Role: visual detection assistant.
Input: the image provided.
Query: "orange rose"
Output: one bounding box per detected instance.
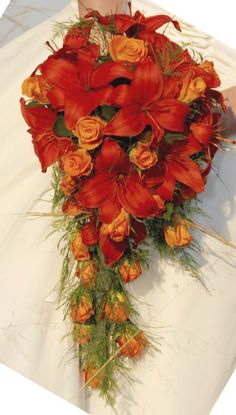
[109,35,148,63]
[71,232,90,261]
[76,260,97,287]
[100,208,130,242]
[62,149,93,178]
[21,75,49,103]
[178,73,206,104]
[70,295,93,323]
[103,292,128,323]
[62,197,84,216]
[164,218,192,248]
[72,323,92,345]
[84,366,105,389]
[129,143,157,170]
[74,116,107,150]
[118,259,142,283]
[60,174,77,195]
[199,60,221,88]
[116,330,147,358]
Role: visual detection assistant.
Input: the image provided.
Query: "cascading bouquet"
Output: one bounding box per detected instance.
[20,2,231,404]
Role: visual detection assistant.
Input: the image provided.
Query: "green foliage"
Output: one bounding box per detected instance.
[53,114,73,137]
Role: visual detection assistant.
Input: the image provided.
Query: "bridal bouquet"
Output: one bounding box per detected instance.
[20,2,228,403]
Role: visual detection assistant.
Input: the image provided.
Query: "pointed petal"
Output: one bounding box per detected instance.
[91,61,133,88]
[99,232,127,266]
[133,58,164,105]
[20,98,55,130]
[130,218,147,246]
[190,122,213,147]
[168,159,204,193]
[118,171,158,218]
[157,171,176,200]
[99,198,122,224]
[32,134,72,172]
[77,173,115,208]
[144,15,181,32]
[41,57,77,89]
[103,106,146,137]
[152,99,189,132]
[95,138,130,174]
[142,161,167,188]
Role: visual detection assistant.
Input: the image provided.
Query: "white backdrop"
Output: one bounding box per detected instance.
[0,1,236,415]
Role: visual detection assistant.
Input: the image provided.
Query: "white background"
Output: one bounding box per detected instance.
[0,0,235,414]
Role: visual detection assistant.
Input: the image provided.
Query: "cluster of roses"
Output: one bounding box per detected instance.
[20,7,224,388]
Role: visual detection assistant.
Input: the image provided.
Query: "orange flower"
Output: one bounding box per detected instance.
[84,366,105,389]
[62,197,84,216]
[72,323,92,345]
[116,331,147,358]
[199,60,221,88]
[103,292,128,323]
[100,208,130,243]
[153,194,166,215]
[76,260,97,287]
[109,35,148,63]
[71,232,90,261]
[62,149,93,178]
[118,258,142,283]
[129,143,157,170]
[74,116,107,150]
[70,295,93,323]
[60,174,77,195]
[164,217,192,248]
[21,75,49,103]
[178,73,206,104]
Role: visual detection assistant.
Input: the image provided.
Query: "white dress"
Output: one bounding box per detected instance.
[0,1,235,414]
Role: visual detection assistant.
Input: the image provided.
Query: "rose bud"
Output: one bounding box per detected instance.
[100,208,130,243]
[74,116,107,150]
[76,260,97,287]
[164,217,192,248]
[178,73,206,104]
[103,291,129,323]
[21,75,49,103]
[62,197,84,216]
[118,258,142,283]
[129,143,157,170]
[62,149,93,178]
[70,295,93,323]
[71,232,90,261]
[60,174,77,195]
[116,328,147,358]
[72,323,92,345]
[109,35,148,63]
[84,366,105,389]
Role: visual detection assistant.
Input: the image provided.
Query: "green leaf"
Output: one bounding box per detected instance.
[26,100,44,107]
[165,133,185,144]
[53,115,73,137]
[162,202,174,222]
[101,105,117,122]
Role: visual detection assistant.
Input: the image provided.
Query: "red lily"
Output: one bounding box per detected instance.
[103,58,189,142]
[20,98,73,172]
[143,141,205,200]
[76,138,158,224]
[40,57,133,130]
[85,9,180,39]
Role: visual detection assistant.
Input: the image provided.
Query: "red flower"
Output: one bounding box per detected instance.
[40,57,132,130]
[20,98,73,172]
[103,58,189,143]
[77,138,158,223]
[143,141,205,200]
[85,10,180,39]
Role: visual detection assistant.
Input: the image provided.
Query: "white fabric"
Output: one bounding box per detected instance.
[0,1,235,414]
